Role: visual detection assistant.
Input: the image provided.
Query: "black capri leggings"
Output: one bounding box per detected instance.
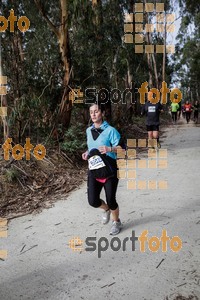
[87,172,119,211]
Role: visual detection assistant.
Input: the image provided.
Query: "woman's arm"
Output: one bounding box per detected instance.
[110,145,122,153]
[82,150,89,160]
[98,145,122,154]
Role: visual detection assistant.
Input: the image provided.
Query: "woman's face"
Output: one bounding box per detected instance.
[89,105,103,124]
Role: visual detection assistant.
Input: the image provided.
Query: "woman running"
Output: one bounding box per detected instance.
[184,101,192,123]
[82,103,122,235]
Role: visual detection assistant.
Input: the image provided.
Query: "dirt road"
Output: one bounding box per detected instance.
[0,120,200,300]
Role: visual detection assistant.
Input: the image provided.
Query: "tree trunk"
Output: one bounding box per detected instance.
[144,6,153,88]
[11,31,25,142]
[163,12,167,83]
[57,0,72,130]
[148,34,159,89]
[34,0,72,133]
[59,0,70,86]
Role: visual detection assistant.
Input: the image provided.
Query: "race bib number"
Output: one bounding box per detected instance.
[148,106,156,113]
[186,108,189,111]
[88,155,106,170]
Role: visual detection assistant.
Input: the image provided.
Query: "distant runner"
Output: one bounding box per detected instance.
[170,102,180,124]
[141,91,163,148]
[184,101,192,123]
[181,103,186,119]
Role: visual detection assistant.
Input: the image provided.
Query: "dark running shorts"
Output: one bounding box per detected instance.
[146,125,159,131]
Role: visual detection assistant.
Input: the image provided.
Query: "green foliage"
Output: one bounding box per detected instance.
[174,0,200,101]
[4,168,19,183]
[0,0,175,148]
[61,123,87,154]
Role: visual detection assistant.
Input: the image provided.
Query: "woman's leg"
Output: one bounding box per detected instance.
[104,176,119,221]
[104,176,122,235]
[87,173,111,225]
[87,173,105,208]
[111,206,119,222]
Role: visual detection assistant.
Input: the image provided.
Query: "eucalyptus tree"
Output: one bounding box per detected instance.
[174,0,200,100]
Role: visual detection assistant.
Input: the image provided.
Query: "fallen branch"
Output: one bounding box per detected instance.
[17,177,26,190]
[12,164,30,177]
[60,151,74,167]
[20,244,38,255]
[156,258,165,268]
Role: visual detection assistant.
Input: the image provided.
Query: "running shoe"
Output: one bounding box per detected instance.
[102,209,110,224]
[110,219,122,235]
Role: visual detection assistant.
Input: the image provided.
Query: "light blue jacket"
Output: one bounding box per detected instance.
[86,121,121,160]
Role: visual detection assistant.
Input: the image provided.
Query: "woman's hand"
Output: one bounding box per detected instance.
[82,151,88,160]
[98,146,111,154]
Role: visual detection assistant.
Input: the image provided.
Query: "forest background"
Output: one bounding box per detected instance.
[0,0,199,218]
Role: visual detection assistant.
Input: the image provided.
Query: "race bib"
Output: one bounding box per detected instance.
[148,106,156,112]
[186,108,189,111]
[88,155,106,170]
